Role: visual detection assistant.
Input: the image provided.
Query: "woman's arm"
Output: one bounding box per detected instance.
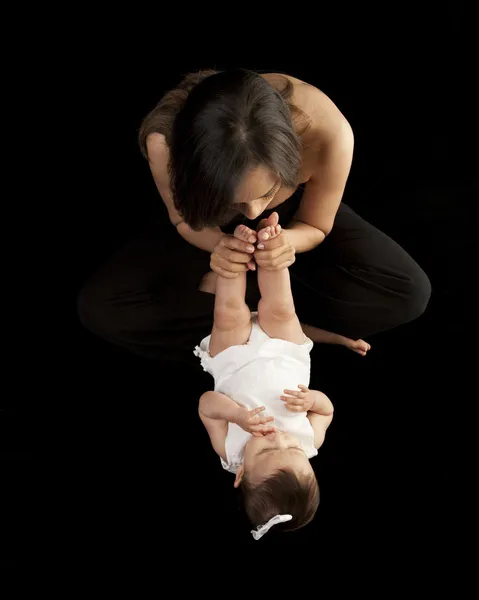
[176,222,224,253]
[285,115,355,254]
[146,134,224,252]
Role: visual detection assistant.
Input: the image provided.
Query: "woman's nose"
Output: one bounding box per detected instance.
[244,202,264,220]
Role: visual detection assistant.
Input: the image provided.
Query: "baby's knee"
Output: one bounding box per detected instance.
[258,298,296,322]
[214,302,250,331]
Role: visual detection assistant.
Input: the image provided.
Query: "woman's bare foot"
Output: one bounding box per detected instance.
[343,338,371,357]
[300,322,371,356]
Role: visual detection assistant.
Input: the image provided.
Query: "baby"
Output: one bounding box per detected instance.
[195,212,370,540]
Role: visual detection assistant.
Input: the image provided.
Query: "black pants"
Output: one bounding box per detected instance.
[77,189,431,364]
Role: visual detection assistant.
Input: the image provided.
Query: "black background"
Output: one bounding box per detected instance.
[2,4,477,578]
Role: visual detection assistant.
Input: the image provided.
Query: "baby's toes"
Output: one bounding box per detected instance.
[234,224,256,244]
[257,226,272,242]
[268,225,282,239]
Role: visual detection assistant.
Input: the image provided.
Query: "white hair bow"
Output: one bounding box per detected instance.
[251,514,293,540]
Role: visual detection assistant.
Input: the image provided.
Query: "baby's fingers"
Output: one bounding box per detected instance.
[283,389,300,397]
[285,401,305,412]
[258,415,274,424]
[249,406,266,416]
[251,424,275,433]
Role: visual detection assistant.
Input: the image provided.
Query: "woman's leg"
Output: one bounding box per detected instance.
[77,218,215,364]
[290,203,431,339]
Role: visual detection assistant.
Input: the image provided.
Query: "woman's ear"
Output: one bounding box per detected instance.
[234,465,244,488]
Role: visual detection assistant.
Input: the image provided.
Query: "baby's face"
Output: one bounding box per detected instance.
[243,430,313,482]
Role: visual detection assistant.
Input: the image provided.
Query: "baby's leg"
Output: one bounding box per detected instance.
[209,225,255,357]
[256,222,305,345]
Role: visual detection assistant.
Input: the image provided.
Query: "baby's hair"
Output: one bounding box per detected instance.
[241,469,319,532]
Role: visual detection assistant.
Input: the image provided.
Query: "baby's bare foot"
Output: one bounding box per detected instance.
[234,224,257,244]
[257,224,282,249]
[344,338,371,356]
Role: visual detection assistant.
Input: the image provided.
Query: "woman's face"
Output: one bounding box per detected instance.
[233,166,281,220]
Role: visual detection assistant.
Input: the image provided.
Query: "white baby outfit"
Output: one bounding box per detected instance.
[194,312,318,473]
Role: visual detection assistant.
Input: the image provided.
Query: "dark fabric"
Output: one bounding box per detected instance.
[77,188,431,364]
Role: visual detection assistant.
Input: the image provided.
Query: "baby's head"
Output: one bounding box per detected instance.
[234,430,319,534]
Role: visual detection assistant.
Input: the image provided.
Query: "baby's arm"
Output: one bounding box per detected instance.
[281,386,334,449]
[198,391,242,460]
[308,390,334,415]
[306,390,334,449]
[199,392,275,457]
[199,391,243,423]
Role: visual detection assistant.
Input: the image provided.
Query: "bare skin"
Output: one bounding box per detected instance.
[200,213,371,357]
[146,70,353,272]
[198,212,336,477]
[147,73,334,230]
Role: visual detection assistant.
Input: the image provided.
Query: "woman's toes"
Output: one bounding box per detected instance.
[346,339,370,355]
[356,340,370,355]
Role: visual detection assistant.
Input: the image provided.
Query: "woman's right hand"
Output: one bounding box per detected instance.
[210,233,257,279]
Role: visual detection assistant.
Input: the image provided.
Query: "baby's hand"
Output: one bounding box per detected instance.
[281,385,314,412]
[236,406,275,437]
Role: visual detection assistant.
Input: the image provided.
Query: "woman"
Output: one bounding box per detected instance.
[77,68,431,364]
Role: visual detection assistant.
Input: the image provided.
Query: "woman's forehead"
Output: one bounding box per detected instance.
[236,166,278,203]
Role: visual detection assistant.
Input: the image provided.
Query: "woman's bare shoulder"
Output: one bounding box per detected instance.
[262,72,349,139]
[146,132,168,154]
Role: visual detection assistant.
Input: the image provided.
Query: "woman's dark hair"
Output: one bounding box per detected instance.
[241,469,319,533]
[139,68,310,230]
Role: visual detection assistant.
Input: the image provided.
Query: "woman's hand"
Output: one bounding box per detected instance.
[210,233,256,279]
[235,406,275,437]
[281,385,314,412]
[254,226,296,271]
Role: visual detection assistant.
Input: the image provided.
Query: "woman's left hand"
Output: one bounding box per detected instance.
[253,230,296,271]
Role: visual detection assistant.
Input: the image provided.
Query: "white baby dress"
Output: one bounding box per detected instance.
[194,312,318,473]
